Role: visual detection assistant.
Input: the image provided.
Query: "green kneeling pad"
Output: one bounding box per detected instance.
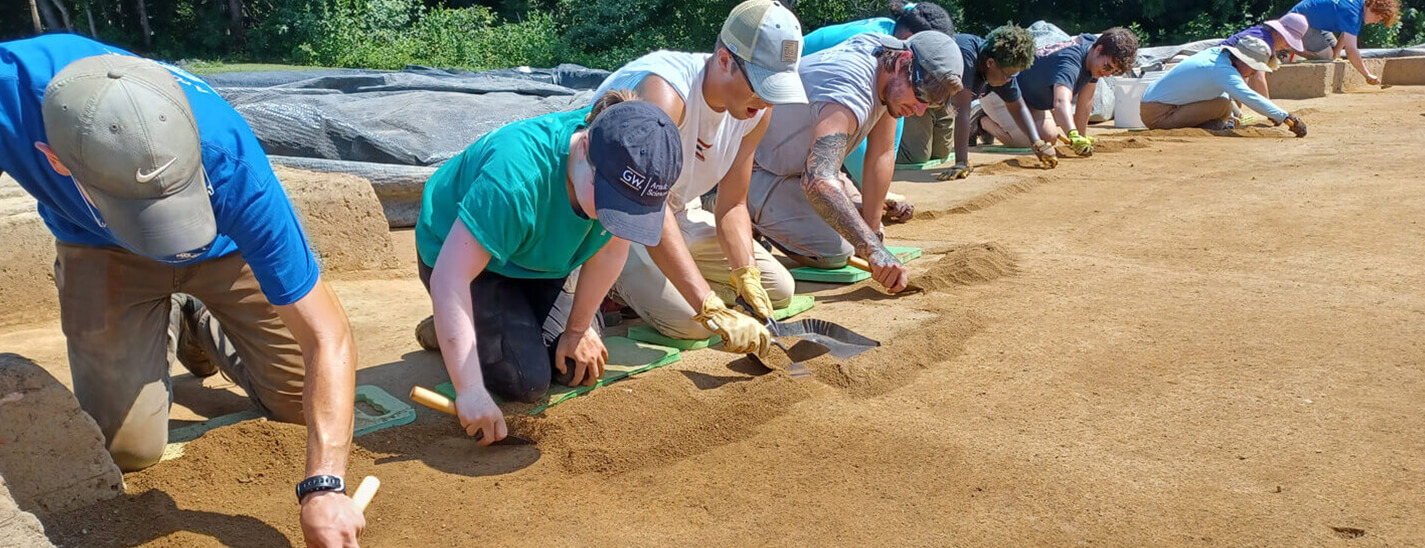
[982,146,1032,154]
[895,157,951,170]
[624,294,817,348]
[789,246,923,283]
[435,336,681,415]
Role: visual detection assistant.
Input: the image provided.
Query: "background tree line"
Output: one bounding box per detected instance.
[4,0,1423,71]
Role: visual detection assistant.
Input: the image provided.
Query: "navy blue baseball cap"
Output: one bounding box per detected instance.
[587,100,682,247]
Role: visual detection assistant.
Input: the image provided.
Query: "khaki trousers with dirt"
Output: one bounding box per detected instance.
[56,242,306,472]
[897,106,954,164]
[1140,98,1233,130]
[612,204,795,340]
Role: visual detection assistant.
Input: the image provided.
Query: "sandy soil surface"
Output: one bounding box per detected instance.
[11,87,1425,546]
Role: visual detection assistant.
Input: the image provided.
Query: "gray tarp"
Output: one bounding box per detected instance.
[205,64,608,226]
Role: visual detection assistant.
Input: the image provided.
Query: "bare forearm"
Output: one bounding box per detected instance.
[647,213,713,309]
[952,101,971,163]
[804,175,882,258]
[568,241,629,333]
[715,203,757,270]
[1010,100,1043,143]
[1345,41,1371,76]
[303,337,355,479]
[431,276,483,394]
[859,154,894,234]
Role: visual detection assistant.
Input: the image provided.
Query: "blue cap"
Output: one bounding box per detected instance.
[587,101,682,247]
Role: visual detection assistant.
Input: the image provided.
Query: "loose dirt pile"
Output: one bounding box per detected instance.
[913,242,1017,291]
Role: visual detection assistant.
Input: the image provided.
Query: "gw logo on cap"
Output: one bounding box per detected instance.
[621,166,668,198]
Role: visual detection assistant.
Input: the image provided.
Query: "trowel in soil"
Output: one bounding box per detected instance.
[711,299,827,378]
[409,386,534,446]
[846,256,925,294]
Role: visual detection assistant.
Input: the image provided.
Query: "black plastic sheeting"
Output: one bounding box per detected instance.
[207,64,608,167]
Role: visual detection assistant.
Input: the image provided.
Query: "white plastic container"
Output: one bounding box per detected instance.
[1113,78,1150,128]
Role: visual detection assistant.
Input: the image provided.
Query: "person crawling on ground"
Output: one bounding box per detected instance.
[0,34,365,546]
[747,31,965,294]
[1289,0,1400,84]
[940,23,1057,181]
[586,0,800,344]
[977,27,1139,158]
[1139,36,1308,137]
[416,91,741,447]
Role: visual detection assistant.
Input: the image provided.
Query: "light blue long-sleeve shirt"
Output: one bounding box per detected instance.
[1142,47,1288,123]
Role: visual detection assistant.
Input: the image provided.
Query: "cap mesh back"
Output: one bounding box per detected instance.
[723,0,770,59]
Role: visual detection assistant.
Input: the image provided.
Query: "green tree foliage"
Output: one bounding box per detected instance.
[4,0,1422,70]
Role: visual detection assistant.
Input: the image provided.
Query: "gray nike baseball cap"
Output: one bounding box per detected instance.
[43,55,216,262]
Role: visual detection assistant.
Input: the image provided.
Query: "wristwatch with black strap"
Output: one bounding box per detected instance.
[296,475,345,503]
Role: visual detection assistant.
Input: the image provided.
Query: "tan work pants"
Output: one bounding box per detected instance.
[612,204,795,340]
[1140,98,1233,130]
[57,242,305,471]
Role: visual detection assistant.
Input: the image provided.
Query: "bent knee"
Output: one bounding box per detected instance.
[109,443,163,473]
[656,317,714,342]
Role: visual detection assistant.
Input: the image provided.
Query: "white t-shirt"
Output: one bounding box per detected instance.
[594,50,765,212]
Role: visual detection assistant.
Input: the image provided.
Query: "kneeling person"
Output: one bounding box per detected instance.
[749,32,964,293]
[942,24,1057,180]
[979,28,1138,157]
[595,0,805,340]
[1140,36,1307,137]
[0,35,364,545]
[418,93,728,445]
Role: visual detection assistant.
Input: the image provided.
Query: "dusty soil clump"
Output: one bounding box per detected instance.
[914,243,1018,291]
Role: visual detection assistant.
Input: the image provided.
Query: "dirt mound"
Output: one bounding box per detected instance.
[914,243,1018,291]
[530,366,817,475]
[810,311,983,398]
[918,176,1051,220]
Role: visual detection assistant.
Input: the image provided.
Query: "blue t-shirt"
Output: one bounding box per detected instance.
[1221,25,1277,49]
[1291,0,1365,35]
[1012,34,1100,112]
[801,17,896,56]
[957,34,1023,103]
[1141,47,1289,123]
[0,34,319,306]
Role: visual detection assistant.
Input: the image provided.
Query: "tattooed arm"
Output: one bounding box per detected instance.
[802,104,908,293]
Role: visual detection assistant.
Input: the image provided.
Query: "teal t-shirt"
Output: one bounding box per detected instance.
[415,108,613,279]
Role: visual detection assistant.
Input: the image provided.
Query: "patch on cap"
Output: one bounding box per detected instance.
[621,166,667,198]
[781,40,799,63]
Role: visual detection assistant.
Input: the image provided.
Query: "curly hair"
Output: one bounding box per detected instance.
[890,0,955,36]
[1093,27,1139,76]
[984,24,1035,72]
[1366,0,1401,27]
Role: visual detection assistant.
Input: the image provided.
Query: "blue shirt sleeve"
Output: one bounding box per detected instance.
[990,79,1023,103]
[207,145,321,307]
[1215,66,1288,122]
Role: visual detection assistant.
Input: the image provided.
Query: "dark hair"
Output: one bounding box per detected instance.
[890,1,954,36]
[586,89,639,125]
[1093,27,1139,76]
[1366,0,1401,26]
[984,24,1035,72]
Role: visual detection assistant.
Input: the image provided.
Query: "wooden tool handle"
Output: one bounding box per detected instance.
[409,385,457,415]
[1057,134,1073,145]
[351,475,380,512]
[846,256,871,272]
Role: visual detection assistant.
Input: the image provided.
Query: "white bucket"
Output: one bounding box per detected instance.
[1113,78,1151,128]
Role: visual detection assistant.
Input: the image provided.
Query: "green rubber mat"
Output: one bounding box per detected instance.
[895,157,951,170]
[789,246,923,283]
[435,336,681,415]
[353,385,416,437]
[982,146,1032,154]
[627,325,722,350]
[625,294,816,348]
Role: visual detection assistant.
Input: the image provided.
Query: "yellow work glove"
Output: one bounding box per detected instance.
[692,293,771,356]
[1032,139,1058,168]
[1067,130,1094,157]
[937,163,973,181]
[729,265,775,321]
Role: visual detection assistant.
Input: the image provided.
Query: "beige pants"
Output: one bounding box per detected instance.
[979,93,1055,148]
[612,204,795,340]
[1140,98,1233,130]
[57,242,305,471]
